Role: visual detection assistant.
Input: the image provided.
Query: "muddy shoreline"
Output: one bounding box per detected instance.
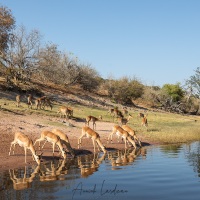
[0,110,151,172]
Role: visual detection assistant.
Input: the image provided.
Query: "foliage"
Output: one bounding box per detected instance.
[186,67,200,97]
[141,86,161,107]
[3,26,41,83]
[103,76,144,105]
[0,5,15,53]
[1,5,200,115]
[162,83,184,102]
[77,64,101,91]
[36,44,82,86]
[36,44,100,91]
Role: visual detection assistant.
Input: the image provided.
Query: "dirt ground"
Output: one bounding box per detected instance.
[0,109,150,172]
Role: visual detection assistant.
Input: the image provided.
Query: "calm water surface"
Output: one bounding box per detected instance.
[1,142,200,200]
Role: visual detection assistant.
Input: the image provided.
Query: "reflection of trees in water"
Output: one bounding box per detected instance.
[185,141,200,177]
[159,144,182,157]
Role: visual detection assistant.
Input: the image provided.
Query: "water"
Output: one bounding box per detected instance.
[1,142,200,200]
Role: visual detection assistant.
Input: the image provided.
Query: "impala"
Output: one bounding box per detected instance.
[117,114,133,125]
[78,126,107,153]
[35,96,52,110]
[16,95,21,107]
[112,108,124,122]
[51,129,75,157]
[66,106,73,117]
[34,130,67,159]
[43,96,53,110]
[121,125,142,147]
[85,115,102,130]
[141,115,148,127]
[27,94,33,109]
[9,132,42,165]
[58,106,73,119]
[107,108,114,115]
[138,112,145,118]
[122,107,129,115]
[107,125,137,149]
[35,97,43,110]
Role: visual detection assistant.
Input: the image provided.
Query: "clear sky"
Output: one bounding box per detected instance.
[1,0,200,86]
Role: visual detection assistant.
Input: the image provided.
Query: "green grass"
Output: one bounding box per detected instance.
[1,97,200,144]
[132,112,200,144]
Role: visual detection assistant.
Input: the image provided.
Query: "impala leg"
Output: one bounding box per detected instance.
[124,137,127,149]
[24,147,27,163]
[85,119,90,127]
[127,136,136,149]
[52,143,55,157]
[57,144,62,156]
[9,141,16,155]
[107,133,111,143]
[126,138,130,147]
[111,133,114,143]
[9,142,14,156]
[117,135,119,143]
[78,138,80,148]
[93,122,96,130]
[12,169,17,180]
[134,135,142,147]
[96,141,100,151]
[34,138,44,150]
[41,140,48,149]
[78,135,84,149]
[92,139,96,152]
[9,169,14,181]
[13,143,17,155]
[107,132,114,144]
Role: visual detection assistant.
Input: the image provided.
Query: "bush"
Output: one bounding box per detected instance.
[103,76,144,105]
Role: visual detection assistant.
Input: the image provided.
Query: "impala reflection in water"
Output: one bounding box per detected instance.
[2,143,200,200]
[7,147,143,190]
[9,165,40,190]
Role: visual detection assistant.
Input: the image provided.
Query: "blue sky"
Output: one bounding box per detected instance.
[1,0,200,86]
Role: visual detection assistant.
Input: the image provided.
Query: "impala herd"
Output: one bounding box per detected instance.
[9,94,148,166]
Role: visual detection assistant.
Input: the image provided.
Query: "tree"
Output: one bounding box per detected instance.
[103,76,144,105]
[4,26,41,83]
[141,86,161,107]
[36,43,62,82]
[0,6,15,54]
[36,44,82,85]
[78,64,101,91]
[185,67,200,114]
[186,67,200,97]
[0,5,15,76]
[162,83,184,102]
